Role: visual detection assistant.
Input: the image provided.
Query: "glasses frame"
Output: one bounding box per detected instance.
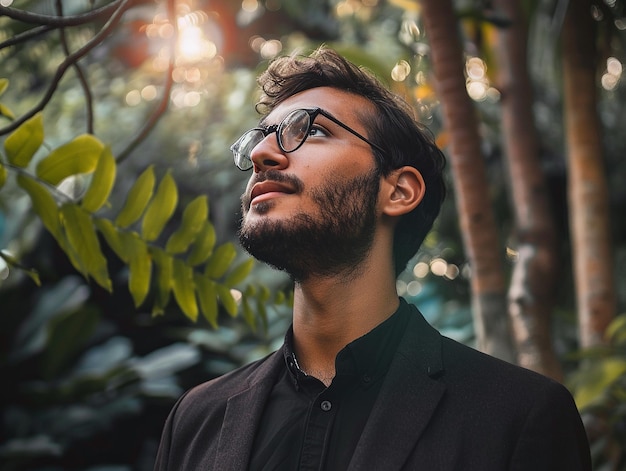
[230,107,385,171]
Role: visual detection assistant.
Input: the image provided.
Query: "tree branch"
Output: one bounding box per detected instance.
[0,24,54,49]
[56,0,94,134]
[116,60,175,164]
[0,0,132,136]
[0,1,124,27]
[116,0,177,163]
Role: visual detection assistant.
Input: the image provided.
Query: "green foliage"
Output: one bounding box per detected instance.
[0,81,287,331]
[0,275,214,470]
[141,170,177,241]
[570,315,626,409]
[4,113,44,167]
[569,315,626,469]
[165,195,207,254]
[81,146,116,213]
[0,161,6,188]
[115,165,156,229]
[36,134,103,185]
[59,202,112,292]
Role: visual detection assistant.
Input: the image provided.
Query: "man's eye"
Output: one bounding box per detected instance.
[308,125,329,137]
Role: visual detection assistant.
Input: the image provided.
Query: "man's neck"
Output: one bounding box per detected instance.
[290,259,400,384]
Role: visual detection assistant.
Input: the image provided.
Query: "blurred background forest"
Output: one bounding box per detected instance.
[1,0,625,470]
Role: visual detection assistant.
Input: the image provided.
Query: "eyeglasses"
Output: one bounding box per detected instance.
[230,107,384,171]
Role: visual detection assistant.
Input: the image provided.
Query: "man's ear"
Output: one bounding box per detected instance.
[380,166,426,217]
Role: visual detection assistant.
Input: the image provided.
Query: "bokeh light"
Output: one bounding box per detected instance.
[602,56,623,91]
[391,60,411,82]
[125,90,141,106]
[465,56,495,102]
[335,0,379,18]
[413,261,430,278]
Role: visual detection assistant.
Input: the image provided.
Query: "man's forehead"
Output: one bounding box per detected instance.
[261,87,372,125]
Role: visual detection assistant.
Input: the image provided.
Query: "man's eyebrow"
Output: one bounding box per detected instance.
[259,114,281,128]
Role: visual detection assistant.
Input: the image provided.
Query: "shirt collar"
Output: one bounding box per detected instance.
[282,298,411,389]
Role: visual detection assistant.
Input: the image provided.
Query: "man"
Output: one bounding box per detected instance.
[155,48,591,470]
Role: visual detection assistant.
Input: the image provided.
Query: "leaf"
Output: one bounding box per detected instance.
[94,218,127,262]
[172,258,198,321]
[17,174,61,239]
[574,359,626,410]
[141,171,178,242]
[224,258,255,286]
[81,146,117,213]
[258,284,271,302]
[25,268,41,286]
[194,274,218,328]
[0,250,41,286]
[4,113,44,168]
[242,296,256,331]
[36,134,104,185]
[133,343,200,378]
[0,78,8,96]
[165,196,208,254]
[187,221,216,266]
[216,283,238,317]
[204,242,237,279]
[605,315,626,346]
[257,297,268,332]
[0,103,15,120]
[274,290,286,304]
[121,232,151,307]
[0,162,6,189]
[60,203,112,292]
[152,248,173,315]
[115,165,155,229]
[42,306,100,380]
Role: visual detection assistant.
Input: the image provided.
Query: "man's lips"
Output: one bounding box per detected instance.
[250,181,296,204]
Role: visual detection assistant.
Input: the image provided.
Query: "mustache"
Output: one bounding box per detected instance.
[241,170,304,208]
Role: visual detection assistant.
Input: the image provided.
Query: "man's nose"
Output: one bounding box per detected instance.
[249,134,289,173]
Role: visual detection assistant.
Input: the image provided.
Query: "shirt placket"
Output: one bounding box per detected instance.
[298,391,338,471]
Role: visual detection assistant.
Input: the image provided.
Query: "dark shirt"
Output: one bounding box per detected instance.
[248,301,411,471]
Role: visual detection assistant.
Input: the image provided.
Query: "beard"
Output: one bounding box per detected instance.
[238,168,381,282]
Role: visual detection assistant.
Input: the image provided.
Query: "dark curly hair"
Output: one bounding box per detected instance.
[256,47,447,276]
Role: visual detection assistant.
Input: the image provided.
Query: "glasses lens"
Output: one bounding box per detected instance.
[231,129,265,170]
[279,109,311,153]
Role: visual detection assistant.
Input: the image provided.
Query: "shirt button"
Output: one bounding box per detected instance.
[320,400,332,412]
[362,374,371,383]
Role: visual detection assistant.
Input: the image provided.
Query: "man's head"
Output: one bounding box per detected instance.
[235,47,446,278]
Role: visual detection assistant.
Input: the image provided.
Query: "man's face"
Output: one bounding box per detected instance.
[237,87,383,281]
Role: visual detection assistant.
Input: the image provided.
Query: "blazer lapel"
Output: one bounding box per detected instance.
[348,308,446,470]
[213,350,284,471]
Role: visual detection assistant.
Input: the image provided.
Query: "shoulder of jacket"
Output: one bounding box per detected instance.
[182,348,283,402]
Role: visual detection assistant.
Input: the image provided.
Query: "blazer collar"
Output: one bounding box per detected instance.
[348,302,446,470]
[212,300,446,471]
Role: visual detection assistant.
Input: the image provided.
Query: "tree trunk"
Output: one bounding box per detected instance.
[492,0,563,380]
[421,0,515,362]
[562,0,616,349]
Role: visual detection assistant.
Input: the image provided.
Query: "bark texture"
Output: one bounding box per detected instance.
[421,0,515,362]
[493,0,563,380]
[562,0,616,348]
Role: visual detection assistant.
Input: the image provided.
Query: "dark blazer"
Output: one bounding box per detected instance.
[155,303,591,470]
